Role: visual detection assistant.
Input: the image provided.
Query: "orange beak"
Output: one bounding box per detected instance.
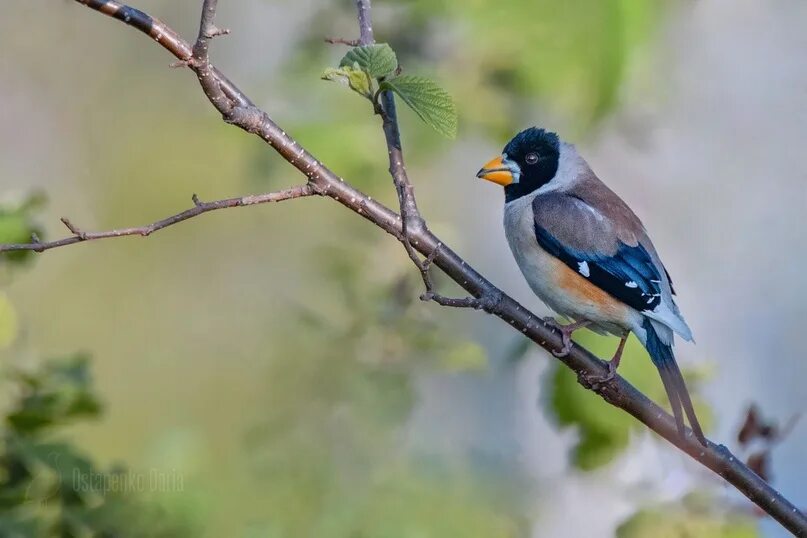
[476,155,514,186]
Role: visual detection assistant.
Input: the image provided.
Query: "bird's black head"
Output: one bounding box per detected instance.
[476,127,560,203]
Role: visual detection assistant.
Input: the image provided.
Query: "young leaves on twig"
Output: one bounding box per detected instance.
[379,76,458,139]
[322,66,373,98]
[340,43,398,79]
[322,43,458,138]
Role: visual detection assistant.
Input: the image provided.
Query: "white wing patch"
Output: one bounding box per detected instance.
[578,261,590,277]
[625,281,638,288]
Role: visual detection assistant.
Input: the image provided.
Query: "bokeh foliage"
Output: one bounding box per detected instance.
[243,248,524,536]
[400,0,665,132]
[0,356,192,537]
[617,493,760,538]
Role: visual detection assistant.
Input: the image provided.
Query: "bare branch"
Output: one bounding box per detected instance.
[355,0,469,315]
[190,0,233,114]
[0,185,315,253]
[23,2,806,534]
[193,0,228,62]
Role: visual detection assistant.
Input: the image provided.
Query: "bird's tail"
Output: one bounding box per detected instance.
[642,318,706,445]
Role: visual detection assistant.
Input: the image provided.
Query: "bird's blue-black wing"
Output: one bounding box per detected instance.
[534,224,663,312]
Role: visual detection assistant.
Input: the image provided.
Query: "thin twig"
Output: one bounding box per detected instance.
[190,0,232,113]
[325,37,360,46]
[193,0,229,62]
[24,2,807,534]
[0,185,315,253]
[414,243,495,310]
[356,0,462,310]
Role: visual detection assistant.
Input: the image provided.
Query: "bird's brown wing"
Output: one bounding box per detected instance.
[532,191,668,314]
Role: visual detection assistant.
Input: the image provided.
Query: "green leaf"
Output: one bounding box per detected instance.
[339,44,398,79]
[380,76,458,138]
[322,66,373,98]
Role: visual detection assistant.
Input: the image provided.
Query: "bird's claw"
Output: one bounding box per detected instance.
[585,360,618,384]
[551,332,574,357]
[543,317,584,357]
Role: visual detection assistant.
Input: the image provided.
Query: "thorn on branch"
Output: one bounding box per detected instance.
[204,26,230,39]
[325,37,360,46]
[192,193,203,207]
[60,217,86,240]
[169,58,191,69]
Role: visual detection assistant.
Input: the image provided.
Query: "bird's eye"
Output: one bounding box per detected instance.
[525,153,539,165]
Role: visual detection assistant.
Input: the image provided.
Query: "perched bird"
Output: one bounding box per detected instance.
[477,127,705,445]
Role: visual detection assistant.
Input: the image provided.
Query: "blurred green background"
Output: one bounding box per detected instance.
[1,1,805,537]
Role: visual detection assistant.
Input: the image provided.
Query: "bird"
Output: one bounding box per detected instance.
[476,127,706,445]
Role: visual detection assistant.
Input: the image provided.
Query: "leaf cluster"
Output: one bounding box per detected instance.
[322,44,458,138]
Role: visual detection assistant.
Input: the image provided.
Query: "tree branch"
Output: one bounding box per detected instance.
[13,1,805,534]
[0,185,315,253]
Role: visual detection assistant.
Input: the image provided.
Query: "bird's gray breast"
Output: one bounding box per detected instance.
[503,194,568,312]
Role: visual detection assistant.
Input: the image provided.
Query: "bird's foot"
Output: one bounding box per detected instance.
[584,333,629,384]
[586,359,618,385]
[543,317,591,357]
